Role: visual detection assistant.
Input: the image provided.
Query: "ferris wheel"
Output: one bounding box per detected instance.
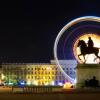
[54,16,100,84]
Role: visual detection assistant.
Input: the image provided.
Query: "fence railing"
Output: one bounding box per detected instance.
[12,86,63,93]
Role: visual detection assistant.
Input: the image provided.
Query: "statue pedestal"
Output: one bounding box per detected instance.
[76,64,100,88]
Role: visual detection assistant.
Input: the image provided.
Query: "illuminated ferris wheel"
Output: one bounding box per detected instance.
[54,16,100,84]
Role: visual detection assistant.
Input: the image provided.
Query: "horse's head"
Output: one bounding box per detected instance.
[77,40,82,47]
[77,40,87,48]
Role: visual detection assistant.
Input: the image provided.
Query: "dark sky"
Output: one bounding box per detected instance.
[0,0,100,63]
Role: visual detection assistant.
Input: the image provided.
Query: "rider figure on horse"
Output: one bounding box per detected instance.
[77,37,100,63]
[87,37,94,48]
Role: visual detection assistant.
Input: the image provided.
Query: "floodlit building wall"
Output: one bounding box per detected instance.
[0,60,77,86]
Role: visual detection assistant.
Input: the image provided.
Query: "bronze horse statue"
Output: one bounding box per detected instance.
[77,40,100,63]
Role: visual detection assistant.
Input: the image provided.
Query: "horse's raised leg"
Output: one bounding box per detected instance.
[83,55,86,63]
[78,54,82,60]
[78,54,86,63]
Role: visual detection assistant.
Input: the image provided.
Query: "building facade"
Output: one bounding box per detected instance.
[0,60,77,86]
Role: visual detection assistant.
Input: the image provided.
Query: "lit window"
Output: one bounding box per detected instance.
[38,68,40,70]
[35,76,36,79]
[42,68,44,70]
[56,72,58,74]
[28,68,30,70]
[66,68,68,70]
[52,76,54,79]
[63,68,65,70]
[28,76,30,79]
[56,76,58,79]
[70,72,72,74]
[24,68,26,70]
[74,68,76,70]
[59,76,62,79]
[52,68,54,70]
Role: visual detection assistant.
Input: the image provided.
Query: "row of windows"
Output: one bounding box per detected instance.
[66,71,76,74]
[29,72,62,74]
[4,71,76,74]
[4,72,60,75]
[27,76,65,80]
[4,67,57,70]
[5,75,65,80]
[3,67,76,71]
[4,71,75,75]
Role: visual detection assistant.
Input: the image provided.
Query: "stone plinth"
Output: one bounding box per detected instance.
[76,64,100,88]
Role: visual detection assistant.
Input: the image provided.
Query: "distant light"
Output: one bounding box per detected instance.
[63,82,73,89]
[18,80,25,86]
[46,67,51,70]
[8,82,13,85]
[27,80,31,85]
[0,80,4,85]
[58,82,63,86]
[1,74,5,80]
[74,79,77,84]
[0,80,2,84]
[44,83,49,86]
[34,80,38,85]
[20,82,25,85]
[51,81,55,86]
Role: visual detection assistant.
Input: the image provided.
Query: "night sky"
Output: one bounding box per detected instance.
[0,0,100,63]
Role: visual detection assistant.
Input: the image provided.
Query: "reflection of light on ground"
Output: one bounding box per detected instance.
[73,34,100,64]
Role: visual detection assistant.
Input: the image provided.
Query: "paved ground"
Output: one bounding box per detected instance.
[0,92,99,100]
[0,86,100,100]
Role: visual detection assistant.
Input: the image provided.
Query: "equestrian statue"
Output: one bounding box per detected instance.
[77,37,100,63]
